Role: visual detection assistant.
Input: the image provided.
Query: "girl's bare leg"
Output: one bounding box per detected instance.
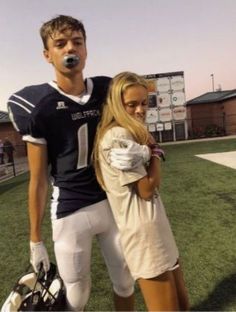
[172,265,190,311]
[138,270,179,311]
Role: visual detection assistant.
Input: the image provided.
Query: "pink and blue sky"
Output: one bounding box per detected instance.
[0,0,235,111]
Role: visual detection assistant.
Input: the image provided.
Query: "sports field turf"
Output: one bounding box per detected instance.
[0,138,236,311]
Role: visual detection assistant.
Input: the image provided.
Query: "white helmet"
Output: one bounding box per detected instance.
[1,263,65,311]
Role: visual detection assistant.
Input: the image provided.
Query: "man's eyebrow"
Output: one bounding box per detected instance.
[72,35,84,40]
[52,33,84,41]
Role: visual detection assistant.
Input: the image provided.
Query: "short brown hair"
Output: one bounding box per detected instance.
[40,15,86,49]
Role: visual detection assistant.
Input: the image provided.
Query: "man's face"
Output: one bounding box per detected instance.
[43,29,87,75]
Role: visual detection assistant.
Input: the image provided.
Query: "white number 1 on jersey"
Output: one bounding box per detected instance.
[77,123,88,169]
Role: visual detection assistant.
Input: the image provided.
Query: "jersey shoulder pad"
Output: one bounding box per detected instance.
[90,76,111,97]
[91,75,111,84]
[7,83,52,134]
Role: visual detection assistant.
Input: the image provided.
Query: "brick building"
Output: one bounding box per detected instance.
[0,111,26,157]
[186,89,236,138]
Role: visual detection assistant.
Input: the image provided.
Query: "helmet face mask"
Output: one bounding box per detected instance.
[2,263,66,311]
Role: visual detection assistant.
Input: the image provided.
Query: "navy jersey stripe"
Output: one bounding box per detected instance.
[8,100,32,114]
[12,93,35,107]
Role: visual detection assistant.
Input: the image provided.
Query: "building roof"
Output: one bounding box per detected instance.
[0,111,10,123]
[187,89,236,106]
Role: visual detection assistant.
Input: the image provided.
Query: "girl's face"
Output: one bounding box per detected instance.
[122,85,148,123]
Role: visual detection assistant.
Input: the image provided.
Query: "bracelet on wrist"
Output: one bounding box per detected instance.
[148,143,165,161]
[151,153,161,160]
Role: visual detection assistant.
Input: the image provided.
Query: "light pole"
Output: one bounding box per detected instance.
[210,74,215,92]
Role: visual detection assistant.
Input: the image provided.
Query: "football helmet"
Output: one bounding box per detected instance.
[1,262,66,311]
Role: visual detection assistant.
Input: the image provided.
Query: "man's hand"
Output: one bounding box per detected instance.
[109,138,151,170]
[30,241,50,273]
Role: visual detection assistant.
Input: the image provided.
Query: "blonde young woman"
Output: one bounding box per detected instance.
[94,72,190,311]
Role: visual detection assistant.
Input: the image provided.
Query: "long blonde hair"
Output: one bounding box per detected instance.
[93,71,150,189]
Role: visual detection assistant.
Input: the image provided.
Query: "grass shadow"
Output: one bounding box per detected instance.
[191,273,236,311]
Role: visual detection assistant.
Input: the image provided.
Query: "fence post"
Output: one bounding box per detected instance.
[12,157,16,176]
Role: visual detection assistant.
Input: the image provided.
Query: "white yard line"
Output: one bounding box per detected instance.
[196,151,236,170]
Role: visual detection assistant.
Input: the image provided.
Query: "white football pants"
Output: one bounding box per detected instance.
[52,199,134,310]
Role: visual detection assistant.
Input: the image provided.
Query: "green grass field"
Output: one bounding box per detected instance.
[0,138,236,311]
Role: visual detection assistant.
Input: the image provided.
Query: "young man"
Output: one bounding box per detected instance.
[7,15,150,311]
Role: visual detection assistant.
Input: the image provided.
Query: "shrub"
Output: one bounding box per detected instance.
[204,124,225,137]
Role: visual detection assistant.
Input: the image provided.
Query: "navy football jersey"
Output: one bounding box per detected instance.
[8,77,111,219]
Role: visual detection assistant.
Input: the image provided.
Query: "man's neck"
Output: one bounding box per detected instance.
[55,72,86,96]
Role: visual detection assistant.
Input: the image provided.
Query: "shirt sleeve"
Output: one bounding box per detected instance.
[7,85,47,143]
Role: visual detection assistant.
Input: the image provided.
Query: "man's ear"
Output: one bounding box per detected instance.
[85,45,88,58]
[43,49,53,64]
